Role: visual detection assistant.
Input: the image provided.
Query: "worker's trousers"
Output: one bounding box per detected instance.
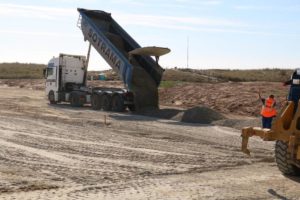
[262,116,273,129]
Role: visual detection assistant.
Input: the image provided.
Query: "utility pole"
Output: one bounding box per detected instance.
[187,36,189,68]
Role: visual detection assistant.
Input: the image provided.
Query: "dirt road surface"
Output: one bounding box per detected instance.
[0,86,300,199]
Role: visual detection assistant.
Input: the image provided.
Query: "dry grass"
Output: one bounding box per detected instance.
[162,69,219,83]
[193,68,293,82]
[159,68,293,88]
[0,63,45,79]
[0,62,294,85]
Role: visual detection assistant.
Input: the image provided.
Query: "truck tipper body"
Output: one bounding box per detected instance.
[45,8,170,111]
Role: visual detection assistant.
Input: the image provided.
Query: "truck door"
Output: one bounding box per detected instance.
[45,60,59,100]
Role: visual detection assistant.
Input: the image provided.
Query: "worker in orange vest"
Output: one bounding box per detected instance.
[259,91,277,129]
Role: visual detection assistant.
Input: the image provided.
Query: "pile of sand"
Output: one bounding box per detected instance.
[173,106,225,124]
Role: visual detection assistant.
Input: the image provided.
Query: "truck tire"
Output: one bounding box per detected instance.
[128,105,136,112]
[112,94,125,112]
[275,140,300,175]
[70,92,84,107]
[91,94,101,110]
[48,91,57,104]
[102,94,112,111]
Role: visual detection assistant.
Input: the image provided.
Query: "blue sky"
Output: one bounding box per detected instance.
[0,0,299,70]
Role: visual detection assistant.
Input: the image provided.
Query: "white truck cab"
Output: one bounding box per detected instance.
[45,54,87,104]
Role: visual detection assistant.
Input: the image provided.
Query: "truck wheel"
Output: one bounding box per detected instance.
[128,105,136,112]
[48,91,57,104]
[102,94,112,111]
[112,94,125,112]
[91,94,101,110]
[275,140,300,175]
[70,92,83,107]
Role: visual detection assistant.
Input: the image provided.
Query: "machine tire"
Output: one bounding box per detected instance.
[91,94,101,110]
[112,94,125,112]
[48,91,57,104]
[275,140,300,175]
[69,92,84,107]
[102,94,112,111]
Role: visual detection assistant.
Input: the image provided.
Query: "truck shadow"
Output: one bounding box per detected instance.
[48,103,102,111]
[49,104,224,127]
[110,107,223,127]
[110,113,211,126]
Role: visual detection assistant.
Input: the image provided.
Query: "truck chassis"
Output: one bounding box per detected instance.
[49,86,135,112]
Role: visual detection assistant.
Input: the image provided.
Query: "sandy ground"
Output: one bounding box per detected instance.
[0,84,300,199]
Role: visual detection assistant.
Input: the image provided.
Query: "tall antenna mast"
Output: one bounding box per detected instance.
[187,36,189,68]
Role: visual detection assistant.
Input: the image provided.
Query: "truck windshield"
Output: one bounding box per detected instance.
[47,68,54,77]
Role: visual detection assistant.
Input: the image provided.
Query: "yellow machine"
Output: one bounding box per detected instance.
[241,101,300,175]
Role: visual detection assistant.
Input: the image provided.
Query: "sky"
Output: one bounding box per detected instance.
[0,0,299,70]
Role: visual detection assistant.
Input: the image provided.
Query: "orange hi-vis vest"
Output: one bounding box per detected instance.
[261,98,277,117]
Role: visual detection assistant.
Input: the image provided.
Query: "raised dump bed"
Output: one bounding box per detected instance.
[77,8,168,110]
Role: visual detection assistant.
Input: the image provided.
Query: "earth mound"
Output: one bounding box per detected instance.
[173,106,225,124]
[139,106,225,124]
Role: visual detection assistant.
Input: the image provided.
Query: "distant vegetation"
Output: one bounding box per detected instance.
[0,62,294,84]
[195,68,294,82]
[160,80,183,88]
[0,63,45,79]
[159,68,294,88]
[163,68,293,83]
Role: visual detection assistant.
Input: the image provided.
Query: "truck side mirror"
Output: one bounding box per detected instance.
[43,68,47,79]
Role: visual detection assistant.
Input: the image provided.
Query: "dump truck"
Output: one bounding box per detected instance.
[241,101,300,175]
[44,8,170,112]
